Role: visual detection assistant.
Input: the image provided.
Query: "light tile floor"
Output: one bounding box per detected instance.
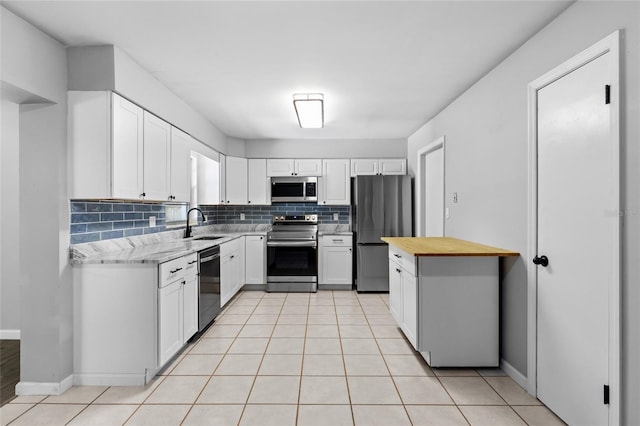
[1,291,566,426]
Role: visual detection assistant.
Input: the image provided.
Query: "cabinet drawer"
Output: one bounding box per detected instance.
[321,235,353,247]
[220,237,241,257]
[183,253,198,275]
[389,245,416,275]
[159,256,187,288]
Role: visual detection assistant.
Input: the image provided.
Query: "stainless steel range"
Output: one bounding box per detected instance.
[267,214,318,292]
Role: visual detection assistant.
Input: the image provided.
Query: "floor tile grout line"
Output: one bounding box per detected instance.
[231,291,267,426]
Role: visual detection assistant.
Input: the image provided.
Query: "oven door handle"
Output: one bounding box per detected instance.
[267,241,317,248]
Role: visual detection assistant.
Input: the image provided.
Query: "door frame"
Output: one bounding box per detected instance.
[416,136,445,237]
[526,31,620,424]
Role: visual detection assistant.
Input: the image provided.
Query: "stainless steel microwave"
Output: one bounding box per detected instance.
[271,176,317,203]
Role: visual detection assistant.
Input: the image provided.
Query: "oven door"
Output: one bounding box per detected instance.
[267,241,318,283]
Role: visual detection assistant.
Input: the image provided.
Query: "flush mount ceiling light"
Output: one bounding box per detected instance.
[293,93,324,128]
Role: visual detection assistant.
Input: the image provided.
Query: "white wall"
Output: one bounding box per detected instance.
[407,2,639,423]
[67,45,230,155]
[245,138,407,159]
[0,98,20,337]
[1,6,73,389]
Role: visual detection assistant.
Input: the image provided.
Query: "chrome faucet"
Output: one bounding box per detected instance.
[185,207,206,238]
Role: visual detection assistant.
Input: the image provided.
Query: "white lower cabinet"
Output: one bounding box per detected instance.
[158,253,199,366]
[73,252,198,386]
[245,235,266,284]
[319,234,353,289]
[388,246,418,349]
[158,278,183,366]
[387,245,500,367]
[221,237,243,306]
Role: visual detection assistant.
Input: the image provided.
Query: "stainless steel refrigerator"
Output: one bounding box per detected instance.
[353,175,413,292]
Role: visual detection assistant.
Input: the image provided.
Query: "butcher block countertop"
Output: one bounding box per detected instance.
[381,237,519,257]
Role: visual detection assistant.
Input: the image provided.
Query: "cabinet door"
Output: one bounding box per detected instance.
[169,127,191,202]
[237,236,246,290]
[350,159,379,176]
[401,270,418,348]
[379,159,406,175]
[295,159,322,176]
[159,279,183,366]
[196,153,220,205]
[321,246,353,285]
[219,154,227,205]
[320,159,351,205]
[247,159,270,205]
[225,156,248,204]
[143,111,171,201]
[230,251,241,296]
[112,93,144,199]
[182,273,198,341]
[388,262,402,324]
[245,235,266,284]
[220,254,233,306]
[266,159,295,176]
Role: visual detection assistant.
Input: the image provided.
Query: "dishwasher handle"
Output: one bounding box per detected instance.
[200,254,220,263]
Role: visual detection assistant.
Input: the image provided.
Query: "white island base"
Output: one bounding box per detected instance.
[384,237,518,368]
[416,256,499,367]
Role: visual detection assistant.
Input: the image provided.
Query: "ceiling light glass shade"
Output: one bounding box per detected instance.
[293,93,324,128]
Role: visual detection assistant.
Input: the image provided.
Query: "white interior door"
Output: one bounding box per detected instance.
[417,137,444,236]
[535,49,616,425]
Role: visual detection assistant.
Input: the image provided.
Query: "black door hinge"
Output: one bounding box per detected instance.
[604,385,610,405]
[605,85,611,104]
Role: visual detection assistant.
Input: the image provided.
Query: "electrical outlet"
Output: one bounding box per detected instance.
[453,192,458,203]
[149,216,156,227]
[333,213,339,221]
[240,213,245,221]
[445,208,450,219]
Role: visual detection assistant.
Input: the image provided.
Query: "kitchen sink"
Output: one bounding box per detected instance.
[193,236,223,241]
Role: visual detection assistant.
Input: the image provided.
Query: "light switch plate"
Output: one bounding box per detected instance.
[333,213,339,221]
[240,213,246,220]
[149,216,156,227]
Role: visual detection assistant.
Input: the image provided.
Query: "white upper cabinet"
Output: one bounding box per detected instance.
[267,158,322,176]
[219,154,227,205]
[142,111,171,201]
[379,159,407,175]
[266,159,295,176]
[224,156,248,204]
[69,91,194,201]
[111,93,145,199]
[247,159,270,205]
[351,158,406,176]
[196,153,220,205]
[169,127,192,202]
[350,159,378,176]
[295,159,322,176]
[319,159,351,205]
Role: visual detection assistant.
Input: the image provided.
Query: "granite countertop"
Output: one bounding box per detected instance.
[70,224,269,265]
[317,224,351,236]
[381,237,519,257]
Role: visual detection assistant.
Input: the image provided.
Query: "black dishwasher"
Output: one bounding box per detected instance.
[198,246,221,331]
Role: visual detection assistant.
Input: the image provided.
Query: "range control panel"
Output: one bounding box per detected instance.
[272,214,318,224]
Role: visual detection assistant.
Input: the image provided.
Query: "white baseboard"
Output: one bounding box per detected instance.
[0,329,20,339]
[500,358,528,390]
[74,373,147,387]
[15,374,73,396]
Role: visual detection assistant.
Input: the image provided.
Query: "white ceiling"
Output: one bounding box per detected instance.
[2,1,573,140]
